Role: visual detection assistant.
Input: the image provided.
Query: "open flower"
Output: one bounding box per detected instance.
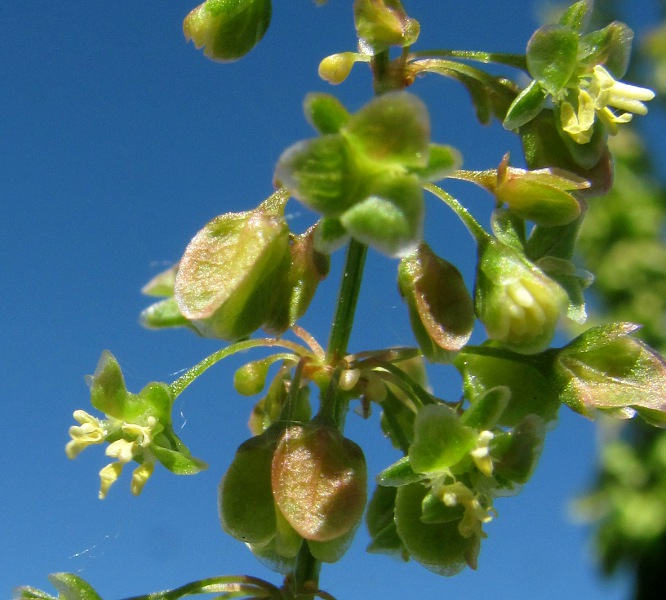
[561,65,655,144]
[66,351,207,498]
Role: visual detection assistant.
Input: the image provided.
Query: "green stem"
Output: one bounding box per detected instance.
[410,49,527,70]
[423,182,490,246]
[326,238,368,362]
[170,338,309,398]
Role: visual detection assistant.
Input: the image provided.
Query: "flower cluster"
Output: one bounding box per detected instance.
[66,351,207,498]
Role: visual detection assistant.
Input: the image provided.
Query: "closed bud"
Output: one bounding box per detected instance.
[353,0,420,55]
[318,52,357,85]
[183,0,272,63]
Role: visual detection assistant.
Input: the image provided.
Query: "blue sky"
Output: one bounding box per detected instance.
[3,1,661,598]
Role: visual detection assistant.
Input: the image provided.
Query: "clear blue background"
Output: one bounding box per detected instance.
[2,1,660,598]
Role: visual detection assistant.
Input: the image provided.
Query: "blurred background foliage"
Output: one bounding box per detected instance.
[573,1,666,598]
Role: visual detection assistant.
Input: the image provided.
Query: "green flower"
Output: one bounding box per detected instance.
[66,351,207,498]
[560,65,655,144]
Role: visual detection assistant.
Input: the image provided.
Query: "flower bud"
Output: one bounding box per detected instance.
[398,243,474,362]
[271,424,367,542]
[183,0,272,62]
[318,52,357,85]
[475,240,568,354]
[494,153,587,226]
[353,0,420,55]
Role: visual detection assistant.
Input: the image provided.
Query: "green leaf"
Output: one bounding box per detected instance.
[343,91,430,169]
[376,456,424,487]
[408,405,477,474]
[460,386,511,430]
[492,414,545,484]
[340,174,424,257]
[304,92,350,134]
[183,0,272,63]
[307,526,357,563]
[527,25,579,96]
[503,80,547,131]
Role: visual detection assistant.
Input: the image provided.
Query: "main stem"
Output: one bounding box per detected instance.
[289,46,392,597]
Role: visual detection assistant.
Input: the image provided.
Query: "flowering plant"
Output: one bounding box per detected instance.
[16,1,665,599]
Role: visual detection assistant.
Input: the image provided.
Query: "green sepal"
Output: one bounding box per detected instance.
[408,405,477,474]
[183,0,272,63]
[492,414,545,484]
[398,243,474,361]
[274,508,304,559]
[150,439,208,475]
[88,351,171,423]
[495,155,585,227]
[218,428,281,545]
[376,455,424,487]
[558,1,591,32]
[578,21,634,78]
[527,25,579,96]
[455,347,561,427]
[247,537,297,575]
[366,485,409,560]
[420,490,466,524]
[490,207,526,251]
[460,386,510,430]
[343,91,429,169]
[304,92,350,134]
[395,482,481,575]
[503,80,547,131]
[339,174,423,257]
